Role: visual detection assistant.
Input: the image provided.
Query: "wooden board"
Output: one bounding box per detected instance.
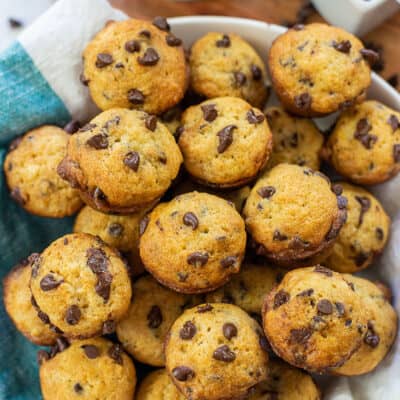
[110,0,400,89]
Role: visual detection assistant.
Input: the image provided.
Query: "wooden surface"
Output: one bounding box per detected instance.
[110,0,400,88]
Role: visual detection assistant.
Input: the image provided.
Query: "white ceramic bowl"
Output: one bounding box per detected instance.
[311,0,400,36]
[170,16,400,400]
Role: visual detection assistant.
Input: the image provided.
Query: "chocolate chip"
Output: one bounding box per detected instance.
[394,144,400,162]
[108,344,123,365]
[360,48,380,66]
[187,252,209,267]
[125,40,141,53]
[223,323,238,340]
[8,18,23,28]
[201,104,218,122]
[335,302,345,317]
[10,187,25,206]
[274,290,290,309]
[39,274,63,291]
[345,319,352,326]
[37,310,50,324]
[65,305,81,325]
[233,72,247,87]
[64,120,81,134]
[289,327,312,344]
[86,134,108,149]
[74,383,83,393]
[127,88,145,104]
[124,151,140,171]
[37,350,49,365]
[388,115,400,132]
[96,53,113,68]
[216,34,230,48]
[257,186,276,199]
[355,195,371,227]
[80,72,89,86]
[166,34,182,46]
[56,337,69,352]
[247,109,265,124]
[332,184,343,195]
[95,271,112,301]
[180,321,197,340]
[177,272,188,282]
[138,48,160,66]
[87,248,108,274]
[294,93,312,109]
[333,40,352,53]
[213,345,236,362]
[347,281,355,291]
[102,320,115,334]
[79,123,97,132]
[183,212,198,230]
[364,323,380,348]
[251,64,262,80]
[145,115,157,131]
[172,366,195,381]
[314,265,333,276]
[108,222,123,237]
[217,125,236,153]
[139,30,151,38]
[297,288,314,297]
[152,16,170,31]
[81,344,99,359]
[337,196,348,209]
[375,227,384,241]
[196,304,213,313]
[147,305,163,329]
[29,253,41,277]
[273,230,287,241]
[317,299,333,315]
[354,251,369,267]
[220,256,237,269]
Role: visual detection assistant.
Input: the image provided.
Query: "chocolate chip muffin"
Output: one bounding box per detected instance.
[3,125,82,217]
[136,369,186,400]
[82,17,187,114]
[139,191,247,293]
[73,205,147,277]
[116,275,200,366]
[206,262,284,315]
[165,303,269,400]
[179,97,273,188]
[3,258,58,345]
[243,164,347,268]
[264,106,324,170]
[262,266,367,374]
[190,32,268,108]
[268,23,372,117]
[323,100,400,184]
[248,360,320,400]
[30,233,132,339]
[39,337,136,400]
[324,182,390,273]
[58,108,182,214]
[332,275,398,376]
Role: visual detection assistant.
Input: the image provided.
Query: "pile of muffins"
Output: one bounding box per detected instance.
[2,16,399,400]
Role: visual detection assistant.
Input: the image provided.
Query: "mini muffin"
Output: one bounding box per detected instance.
[243,164,347,268]
[165,303,269,400]
[30,233,132,339]
[82,17,187,114]
[332,275,398,376]
[206,262,284,315]
[39,337,136,400]
[73,205,147,277]
[3,259,58,345]
[325,182,390,273]
[323,100,400,184]
[136,369,186,400]
[179,97,273,188]
[58,108,182,214]
[264,106,324,170]
[116,275,200,366]
[171,178,251,212]
[262,266,368,374]
[139,191,247,293]
[248,360,320,400]
[3,125,82,217]
[269,23,372,117]
[190,32,268,107]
